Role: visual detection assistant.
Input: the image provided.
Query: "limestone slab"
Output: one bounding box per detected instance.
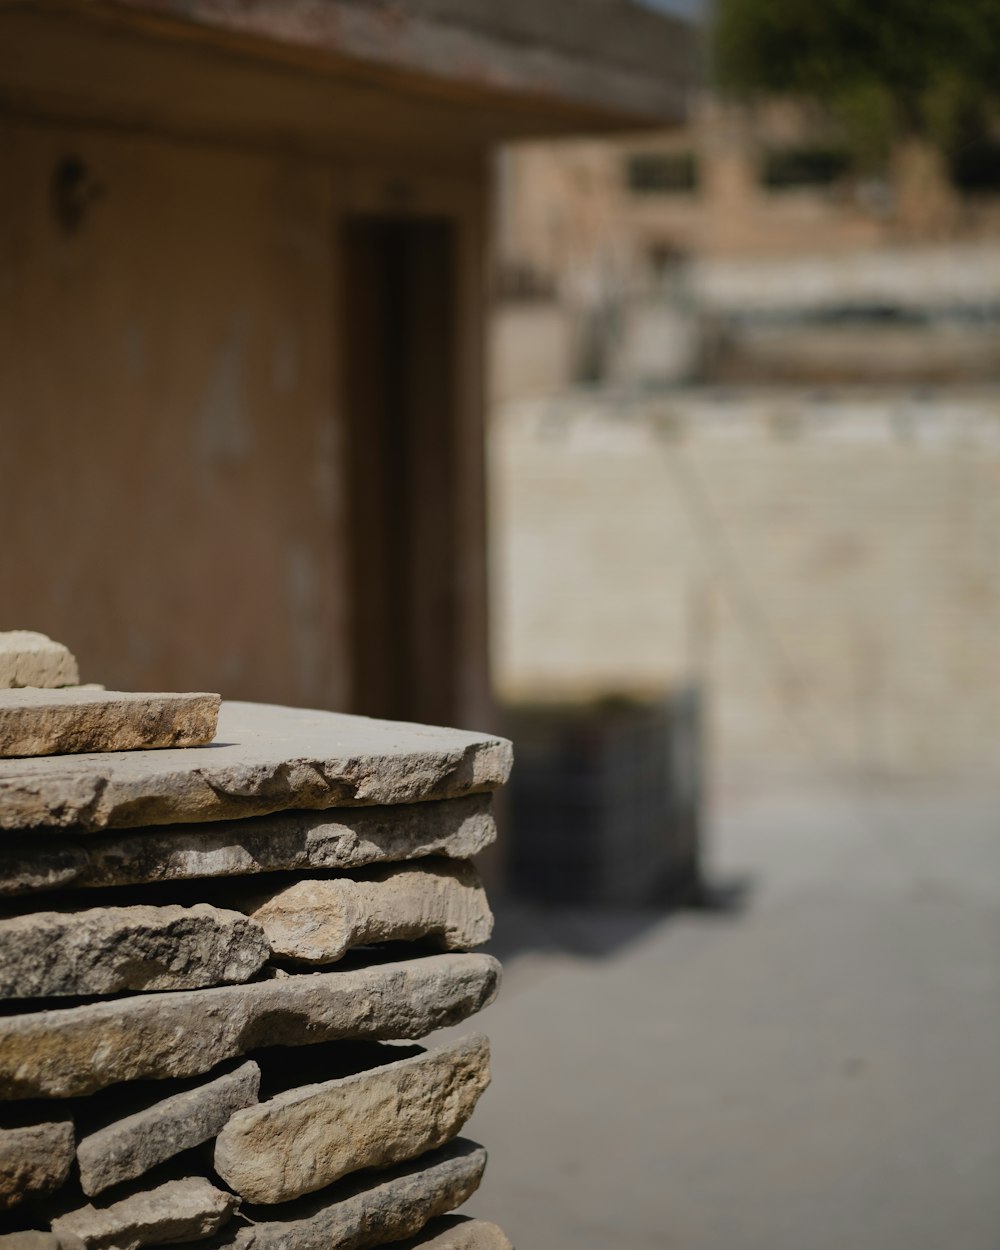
[0,1115,74,1210]
[214,1035,489,1203]
[0,702,513,831]
[51,1177,237,1250]
[392,1216,514,1250]
[0,632,78,690]
[0,688,220,759]
[241,861,493,965]
[78,1059,260,1196]
[0,796,495,898]
[0,903,268,999]
[0,1235,60,1249]
[218,1138,486,1250]
[0,952,500,1099]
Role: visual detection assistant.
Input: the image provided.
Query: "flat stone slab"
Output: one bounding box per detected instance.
[0,1235,60,1249]
[78,1059,261,1196]
[241,860,493,966]
[0,952,500,1099]
[0,795,496,898]
[0,702,512,832]
[0,1115,74,1211]
[392,1216,514,1250]
[215,1035,489,1203]
[217,1138,486,1250]
[0,903,268,998]
[51,1177,237,1250]
[0,632,78,690]
[0,689,220,759]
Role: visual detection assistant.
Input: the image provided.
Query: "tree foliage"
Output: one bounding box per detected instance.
[712,0,1000,166]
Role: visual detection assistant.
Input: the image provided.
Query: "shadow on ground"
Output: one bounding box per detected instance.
[484,874,754,964]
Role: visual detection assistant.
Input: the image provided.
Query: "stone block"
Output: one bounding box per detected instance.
[0,632,78,689]
[0,702,513,831]
[0,1235,60,1249]
[392,1216,514,1249]
[0,689,220,759]
[0,904,269,998]
[240,860,492,965]
[214,1035,489,1203]
[0,796,496,898]
[0,952,500,1099]
[217,1138,486,1250]
[51,1177,237,1250]
[77,1060,260,1196]
[0,1115,74,1210]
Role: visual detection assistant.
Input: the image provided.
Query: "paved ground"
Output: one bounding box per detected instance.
[442,778,1000,1250]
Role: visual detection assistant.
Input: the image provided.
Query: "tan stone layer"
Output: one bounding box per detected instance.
[0,903,268,998]
[219,1139,487,1250]
[0,795,496,898]
[0,689,219,758]
[0,702,513,831]
[0,952,501,1099]
[393,1216,515,1250]
[51,1177,237,1250]
[214,1035,490,1203]
[241,860,493,965]
[78,1059,261,1197]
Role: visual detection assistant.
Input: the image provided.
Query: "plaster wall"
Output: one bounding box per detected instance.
[0,119,350,706]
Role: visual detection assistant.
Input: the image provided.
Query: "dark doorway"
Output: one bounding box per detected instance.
[342,215,459,727]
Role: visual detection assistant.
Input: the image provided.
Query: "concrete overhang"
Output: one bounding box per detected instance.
[0,0,696,161]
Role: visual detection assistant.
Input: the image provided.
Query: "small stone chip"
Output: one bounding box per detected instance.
[51,1177,237,1250]
[0,688,219,759]
[214,1035,489,1203]
[0,631,78,690]
[239,859,493,965]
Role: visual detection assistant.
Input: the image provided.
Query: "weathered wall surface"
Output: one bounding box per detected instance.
[491,390,1000,780]
[0,119,349,705]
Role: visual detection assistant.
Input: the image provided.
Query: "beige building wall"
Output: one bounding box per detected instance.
[491,392,1000,781]
[1,118,352,706]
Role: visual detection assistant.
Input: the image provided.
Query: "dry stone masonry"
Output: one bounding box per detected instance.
[0,653,513,1249]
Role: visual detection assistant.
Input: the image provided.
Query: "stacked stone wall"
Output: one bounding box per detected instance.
[0,699,513,1250]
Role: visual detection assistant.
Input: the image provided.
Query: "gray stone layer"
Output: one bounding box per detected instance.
[392,1216,514,1250]
[0,689,219,759]
[218,1139,486,1250]
[0,702,512,831]
[0,953,500,1099]
[0,1115,74,1211]
[241,860,493,965]
[0,632,78,690]
[0,904,269,998]
[214,1035,489,1203]
[51,1177,237,1250]
[78,1060,261,1197]
[0,796,495,898]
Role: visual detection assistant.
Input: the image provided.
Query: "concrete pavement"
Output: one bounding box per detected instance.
[444,778,1000,1249]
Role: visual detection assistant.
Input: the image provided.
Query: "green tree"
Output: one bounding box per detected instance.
[713,0,1000,172]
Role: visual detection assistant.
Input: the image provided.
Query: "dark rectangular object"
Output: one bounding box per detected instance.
[505,689,702,906]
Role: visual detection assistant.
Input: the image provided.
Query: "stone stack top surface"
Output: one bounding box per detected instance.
[0,701,514,831]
